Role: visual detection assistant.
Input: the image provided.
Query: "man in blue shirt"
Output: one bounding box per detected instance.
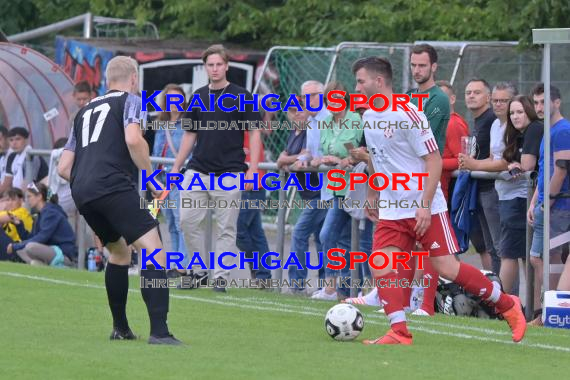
[528,84,570,324]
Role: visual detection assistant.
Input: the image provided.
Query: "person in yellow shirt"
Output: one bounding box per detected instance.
[1,188,33,242]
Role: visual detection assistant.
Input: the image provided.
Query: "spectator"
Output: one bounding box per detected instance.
[236,130,272,284]
[7,182,76,267]
[70,81,95,126]
[527,84,570,325]
[0,127,48,194]
[172,44,263,292]
[49,137,102,260]
[346,125,374,292]
[403,44,451,316]
[1,187,33,240]
[0,188,33,261]
[294,80,332,205]
[531,83,546,121]
[311,82,363,301]
[438,82,488,272]
[464,78,501,275]
[460,82,518,291]
[437,81,469,201]
[152,84,189,278]
[555,156,570,293]
[496,95,543,294]
[0,126,9,184]
[292,80,332,290]
[48,138,77,229]
[278,106,326,294]
[73,81,93,109]
[407,44,450,153]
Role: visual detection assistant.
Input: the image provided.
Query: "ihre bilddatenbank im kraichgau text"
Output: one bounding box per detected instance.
[140,168,432,211]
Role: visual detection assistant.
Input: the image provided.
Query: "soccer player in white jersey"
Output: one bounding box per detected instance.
[352,56,526,345]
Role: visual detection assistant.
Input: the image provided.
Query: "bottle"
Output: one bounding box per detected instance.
[95,251,104,272]
[87,249,97,272]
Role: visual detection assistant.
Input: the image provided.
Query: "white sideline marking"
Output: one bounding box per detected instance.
[219,295,513,336]
[2,271,570,353]
[220,295,557,339]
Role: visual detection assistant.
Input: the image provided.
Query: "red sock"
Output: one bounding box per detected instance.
[454,262,514,313]
[376,272,410,337]
[398,266,415,309]
[419,258,437,315]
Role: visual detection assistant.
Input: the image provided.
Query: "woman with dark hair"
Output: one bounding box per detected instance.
[153,84,189,276]
[7,182,77,267]
[497,95,542,293]
[502,95,543,302]
[503,96,543,173]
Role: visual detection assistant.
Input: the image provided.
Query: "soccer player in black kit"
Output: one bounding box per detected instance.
[58,56,182,345]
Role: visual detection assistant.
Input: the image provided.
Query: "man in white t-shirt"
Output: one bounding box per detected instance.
[0,127,48,194]
[0,126,10,186]
[352,56,525,345]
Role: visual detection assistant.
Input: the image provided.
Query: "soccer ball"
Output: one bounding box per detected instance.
[324,304,364,341]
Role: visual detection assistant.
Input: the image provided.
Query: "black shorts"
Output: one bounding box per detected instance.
[499,197,527,260]
[78,190,159,246]
[469,213,487,254]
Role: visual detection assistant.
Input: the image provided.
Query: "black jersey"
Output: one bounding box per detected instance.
[185,83,262,176]
[64,90,145,208]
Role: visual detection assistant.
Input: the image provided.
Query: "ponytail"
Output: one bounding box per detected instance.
[47,190,59,205]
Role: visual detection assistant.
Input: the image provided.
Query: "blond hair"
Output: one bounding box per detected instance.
[105,56,138,85]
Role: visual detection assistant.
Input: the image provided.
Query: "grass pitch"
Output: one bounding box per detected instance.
[1,262,569,380]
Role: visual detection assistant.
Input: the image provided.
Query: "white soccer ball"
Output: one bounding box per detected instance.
[324,304,364,341]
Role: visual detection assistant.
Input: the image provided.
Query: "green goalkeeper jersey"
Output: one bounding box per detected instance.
[407,85,450,155]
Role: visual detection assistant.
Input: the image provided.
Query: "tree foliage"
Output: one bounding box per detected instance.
[2,0,569,48]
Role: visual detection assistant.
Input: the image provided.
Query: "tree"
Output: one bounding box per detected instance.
[2,0,568,48]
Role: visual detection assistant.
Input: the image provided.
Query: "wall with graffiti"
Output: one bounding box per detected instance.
[55,36,114,96]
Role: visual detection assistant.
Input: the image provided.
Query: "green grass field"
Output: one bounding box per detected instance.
[1,262,569,380]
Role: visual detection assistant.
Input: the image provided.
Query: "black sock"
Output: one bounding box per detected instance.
[140,265,170,337]
[105,263,130,332]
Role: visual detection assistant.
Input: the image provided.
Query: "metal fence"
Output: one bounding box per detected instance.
[250,41,567,227]
[253,41,569,176]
